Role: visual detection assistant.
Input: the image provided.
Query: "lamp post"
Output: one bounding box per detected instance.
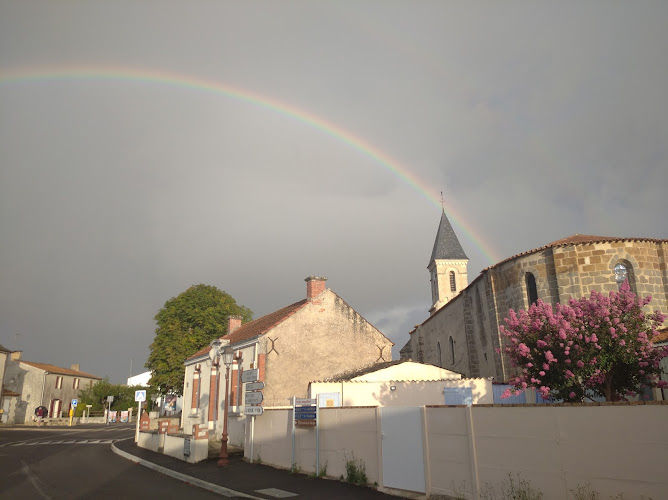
[218,345,235,466]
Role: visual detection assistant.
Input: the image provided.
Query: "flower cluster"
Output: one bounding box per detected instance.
[498,281,667,402]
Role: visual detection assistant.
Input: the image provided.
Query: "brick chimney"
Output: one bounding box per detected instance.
[228,315,242,334]
[11,351,22,361]
[305,276,327,301]
[70,364,80,372]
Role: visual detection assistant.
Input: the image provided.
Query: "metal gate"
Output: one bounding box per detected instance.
[380,407,425,493]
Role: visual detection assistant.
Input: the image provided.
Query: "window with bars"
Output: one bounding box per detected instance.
[449,271,456,292]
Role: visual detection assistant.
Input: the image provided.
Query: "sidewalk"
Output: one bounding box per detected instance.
[112,438,404,499]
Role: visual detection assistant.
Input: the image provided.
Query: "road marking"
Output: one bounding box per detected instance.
[21,460,52,500]
[87,440,101,444]
[255,488,298,498]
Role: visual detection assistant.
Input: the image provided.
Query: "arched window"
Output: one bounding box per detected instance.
[437,342,442,367]
[526,273,538,305]
[449,336,455,365]
[449,271,456,292]
[614,260,636,294]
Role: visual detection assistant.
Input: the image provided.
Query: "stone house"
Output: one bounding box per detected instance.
[0,344,19,423]
[3,351,102,423]
[181,276,393,435]
[401,210,668,383]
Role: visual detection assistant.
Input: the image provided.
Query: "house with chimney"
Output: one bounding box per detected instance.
[181,276,394,436]
[2,351,102,424]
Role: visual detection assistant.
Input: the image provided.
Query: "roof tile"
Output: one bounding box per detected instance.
[20,361,102,379]
[188,299,308,360]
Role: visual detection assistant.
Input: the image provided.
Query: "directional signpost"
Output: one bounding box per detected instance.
[245,391,263,405]
[244,374,263,463]
[241,369,259,383]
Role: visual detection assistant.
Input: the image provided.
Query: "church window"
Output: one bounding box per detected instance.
[614,260,636,294]
[437,342,442,367]
[526,273,538,305]
[614,263,627,285]
[450,271,456,292]
[449,336,455,365]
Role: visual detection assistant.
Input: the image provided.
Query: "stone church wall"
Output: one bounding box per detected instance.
[403,238,668,383]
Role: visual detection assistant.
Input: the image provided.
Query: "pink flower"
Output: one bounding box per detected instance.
[569,392,576,399]
[539,371,546,376]
[576,360,585,368]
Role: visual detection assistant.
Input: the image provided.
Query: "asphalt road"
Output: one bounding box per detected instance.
[0,423,222,499]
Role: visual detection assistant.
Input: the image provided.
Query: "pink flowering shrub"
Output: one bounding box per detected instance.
[499,281,667,402]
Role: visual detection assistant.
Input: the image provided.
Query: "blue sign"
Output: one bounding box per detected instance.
[295,408,316,420]
[71,399,78,407]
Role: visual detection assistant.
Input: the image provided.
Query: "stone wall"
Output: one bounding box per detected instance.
[404,238,668,383]
[262,290,394,407]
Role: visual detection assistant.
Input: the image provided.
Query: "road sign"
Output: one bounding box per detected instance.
[135,390,147,402]
[107,396,114,403]
[294,398,316,406]
[71,399,78,407]
[241,369,259,383]
[245,406,264,416]
[245,381,264,391]
[245,391,263,405]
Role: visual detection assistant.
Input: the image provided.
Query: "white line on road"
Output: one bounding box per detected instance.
[21,460,52,500]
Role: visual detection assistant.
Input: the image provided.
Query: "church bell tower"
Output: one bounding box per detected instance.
[428,209,469,314]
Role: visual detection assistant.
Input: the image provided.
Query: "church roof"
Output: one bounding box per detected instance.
[485,234,668,272]
[429,210,468,264]
[0,343,12,353]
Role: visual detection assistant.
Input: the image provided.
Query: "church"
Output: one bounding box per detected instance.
[400,210,668,382]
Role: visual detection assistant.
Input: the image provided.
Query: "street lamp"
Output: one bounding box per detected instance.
[218,345,235,466]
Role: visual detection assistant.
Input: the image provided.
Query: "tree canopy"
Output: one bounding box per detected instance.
[75,379,153,417]
[499,281,667,402]
[146,284,252,396]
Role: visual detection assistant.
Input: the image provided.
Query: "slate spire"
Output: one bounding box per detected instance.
[429,209,468,264]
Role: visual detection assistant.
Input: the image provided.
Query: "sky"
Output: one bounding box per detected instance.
[1,2,667,384]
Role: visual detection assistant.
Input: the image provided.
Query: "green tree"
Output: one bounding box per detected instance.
[76,379,153,417]
[146,284,252,396]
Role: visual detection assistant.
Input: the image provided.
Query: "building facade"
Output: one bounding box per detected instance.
[401,213,668,383]
[3,352,102,424]
[181,276,394,435]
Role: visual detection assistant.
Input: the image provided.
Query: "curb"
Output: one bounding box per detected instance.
[111,438,263,499]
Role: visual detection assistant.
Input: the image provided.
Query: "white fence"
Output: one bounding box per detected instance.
[245,402,668,499]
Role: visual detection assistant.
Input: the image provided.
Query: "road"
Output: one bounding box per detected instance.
[0,423,222,499]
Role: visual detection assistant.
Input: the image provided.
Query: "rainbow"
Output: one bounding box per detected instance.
[0,66,500,264]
